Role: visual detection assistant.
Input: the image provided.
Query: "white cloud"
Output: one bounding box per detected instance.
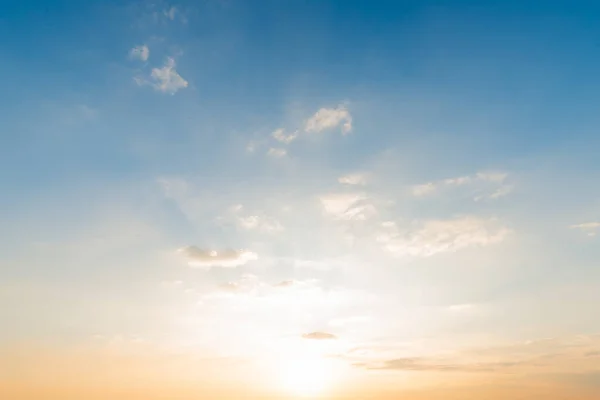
[302,332,338,340]
[136,57,188,94]
[267,147,287,158]
[178,246,258,268]
[238,215,283,233]
[305,105,352,134]
[570,222,600,237]
[319,193,376,221]
[272,128,298,144]
[338,173,368,186]
[377,216,509,257]
[412,171,511,201]
[476,172,508,183]
[479,184,513,201]
[164,6,177,20]
[246,141,257,153]
[411,182,436,196]
[224,204,284,233]
[129,44,149,61]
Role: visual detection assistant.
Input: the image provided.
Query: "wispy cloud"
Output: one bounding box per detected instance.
[570,222,600,236]
[178,246,258,268]
[377,217,509,257]
[135,57,188,94]
[302,331,338,340]
[228,204,284,233]
[267,147,287,158]
[129,44,149,61]
[412,171,512,201]
[305,105,352,134]
[272,128,298,144]
[319,193,376,221]
[338,172,368,186]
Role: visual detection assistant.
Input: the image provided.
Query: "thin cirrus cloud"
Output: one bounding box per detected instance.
[570,222,600,236]
[377,216,510,257]
[178,246,258,268]
[237,215,283,232]
[129,44,149,61]
[319,192,376,221]
[267,147,287,158]
[228,205,284,233]
[411,171,512,201]
[302,331,338,340]
[135,57,188,94]
[338,172,368,186]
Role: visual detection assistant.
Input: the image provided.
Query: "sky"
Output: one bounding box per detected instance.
[1,1,600,399]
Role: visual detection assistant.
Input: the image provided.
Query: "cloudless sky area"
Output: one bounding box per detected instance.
[1,1,600,399]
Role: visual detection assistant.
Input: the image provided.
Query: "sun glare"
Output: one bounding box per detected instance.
[278,354,333,397]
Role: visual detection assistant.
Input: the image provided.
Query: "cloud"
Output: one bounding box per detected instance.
[218,274,261,294]
[355,357,519,372]
[136,57,188,94]
[273,280,296,288]
[377,217,509,257]
[129,44,149,61]
[305,105,352,134]
[338,173,368,186]
[178,246,258,268]
[164,6,177,20]
[267,147,287,158]
[302,332,338,340]
[224,204,284,233]
[411,182,436,196]
[411,171,512,201]
[272,128,298,144]
[319,193,376,221]
[570,222,600,236]
[237,215,283,232]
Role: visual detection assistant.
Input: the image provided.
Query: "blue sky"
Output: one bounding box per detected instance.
[1,1,600,399]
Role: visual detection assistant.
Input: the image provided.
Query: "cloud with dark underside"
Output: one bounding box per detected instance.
[302,332,337,340]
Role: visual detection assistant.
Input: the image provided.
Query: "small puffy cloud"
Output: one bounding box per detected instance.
[305,105,352,134]
[378,216,509,257]
[272,128,298,144]
[267,147,287,158]
[178,246,258,268]
[319,193,376,221]
[570,222,600,237]
[136,57,188,94]
[338,173,368,186]
[129,44,149,61]
[302,332,338,340]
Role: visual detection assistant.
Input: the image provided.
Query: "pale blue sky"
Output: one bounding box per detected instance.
[1,1,600,398]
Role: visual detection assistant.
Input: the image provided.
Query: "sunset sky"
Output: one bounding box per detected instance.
[2,1,600,399]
